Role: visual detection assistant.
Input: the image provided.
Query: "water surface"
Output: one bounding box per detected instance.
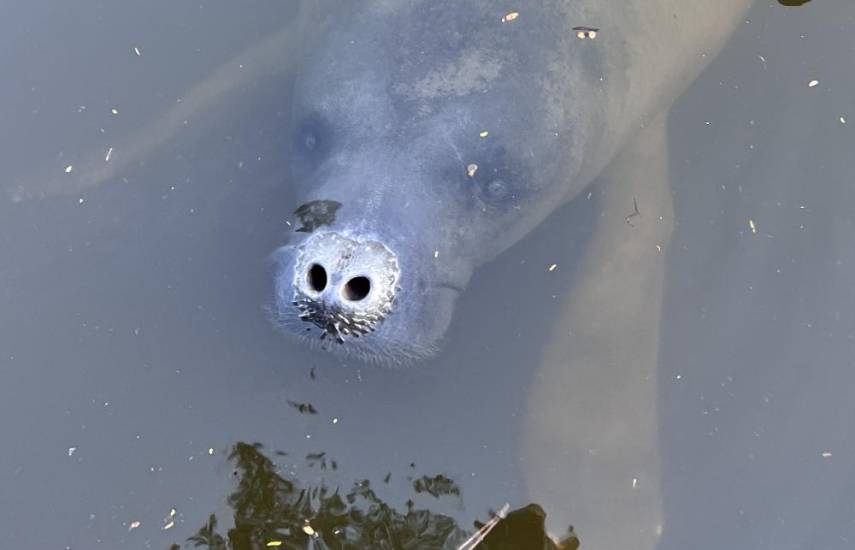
[0,1,852,548]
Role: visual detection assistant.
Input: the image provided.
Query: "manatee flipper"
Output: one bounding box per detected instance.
[521,115,673,549]
[7,22,304,203]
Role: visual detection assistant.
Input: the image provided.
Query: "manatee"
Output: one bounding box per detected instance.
[272,0,752,364]
[7,1,752,366]
[5,0,756,545]
[268,1,751,546]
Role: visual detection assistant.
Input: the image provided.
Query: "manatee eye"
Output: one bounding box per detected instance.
[298,125,321,153]
[469,145,523,207]
[293,112,333,161]
[486,179,508,200]
[302,131,318,152]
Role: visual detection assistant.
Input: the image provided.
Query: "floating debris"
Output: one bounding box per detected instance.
[501,11,519,23]
[111,108,119,115]
[64,165,73,174]
[293,199,342,233]
[302,523,316,536]
[306,452,330,470]
[433,250,439,259]
[821,451,833,458]
[162,508,177,530]
[458,503,510,550]
[266,541,283,547]
[573,26,599,40]
[208,448,215,455]
[808,79,819,88]
[548,264,557,272]
[467,163,478,177]
[412,474,461,498]
[331,417,339,424]
[625,197,640,226]
[67,447,77,457]
[287,401,318,415]
[104,147,113,162]
[748,219,757,234]
[479,130,489,138]
[840,116,847,124]
[128,520,141,531]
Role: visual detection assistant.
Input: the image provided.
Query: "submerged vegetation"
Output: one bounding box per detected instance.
[170,442,579,550]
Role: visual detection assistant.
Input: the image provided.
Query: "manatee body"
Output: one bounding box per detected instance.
[5,1,755,545]
[273,0,751,364]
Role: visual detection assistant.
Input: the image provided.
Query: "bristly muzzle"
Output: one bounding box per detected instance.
[292,292,391,343]
[284,231,401,344]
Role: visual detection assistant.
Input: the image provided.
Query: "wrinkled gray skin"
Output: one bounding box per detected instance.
[273,2,597,363]
[272,0,750,364]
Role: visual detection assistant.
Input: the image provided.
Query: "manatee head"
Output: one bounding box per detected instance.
[272,1,603,364]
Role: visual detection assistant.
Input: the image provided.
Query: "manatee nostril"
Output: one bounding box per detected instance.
[286,234,401,342]
[307,263,328,292]
[343,276,371,301]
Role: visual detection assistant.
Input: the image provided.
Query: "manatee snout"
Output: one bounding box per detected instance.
[272,230,459,364]
[284,231,400,340]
